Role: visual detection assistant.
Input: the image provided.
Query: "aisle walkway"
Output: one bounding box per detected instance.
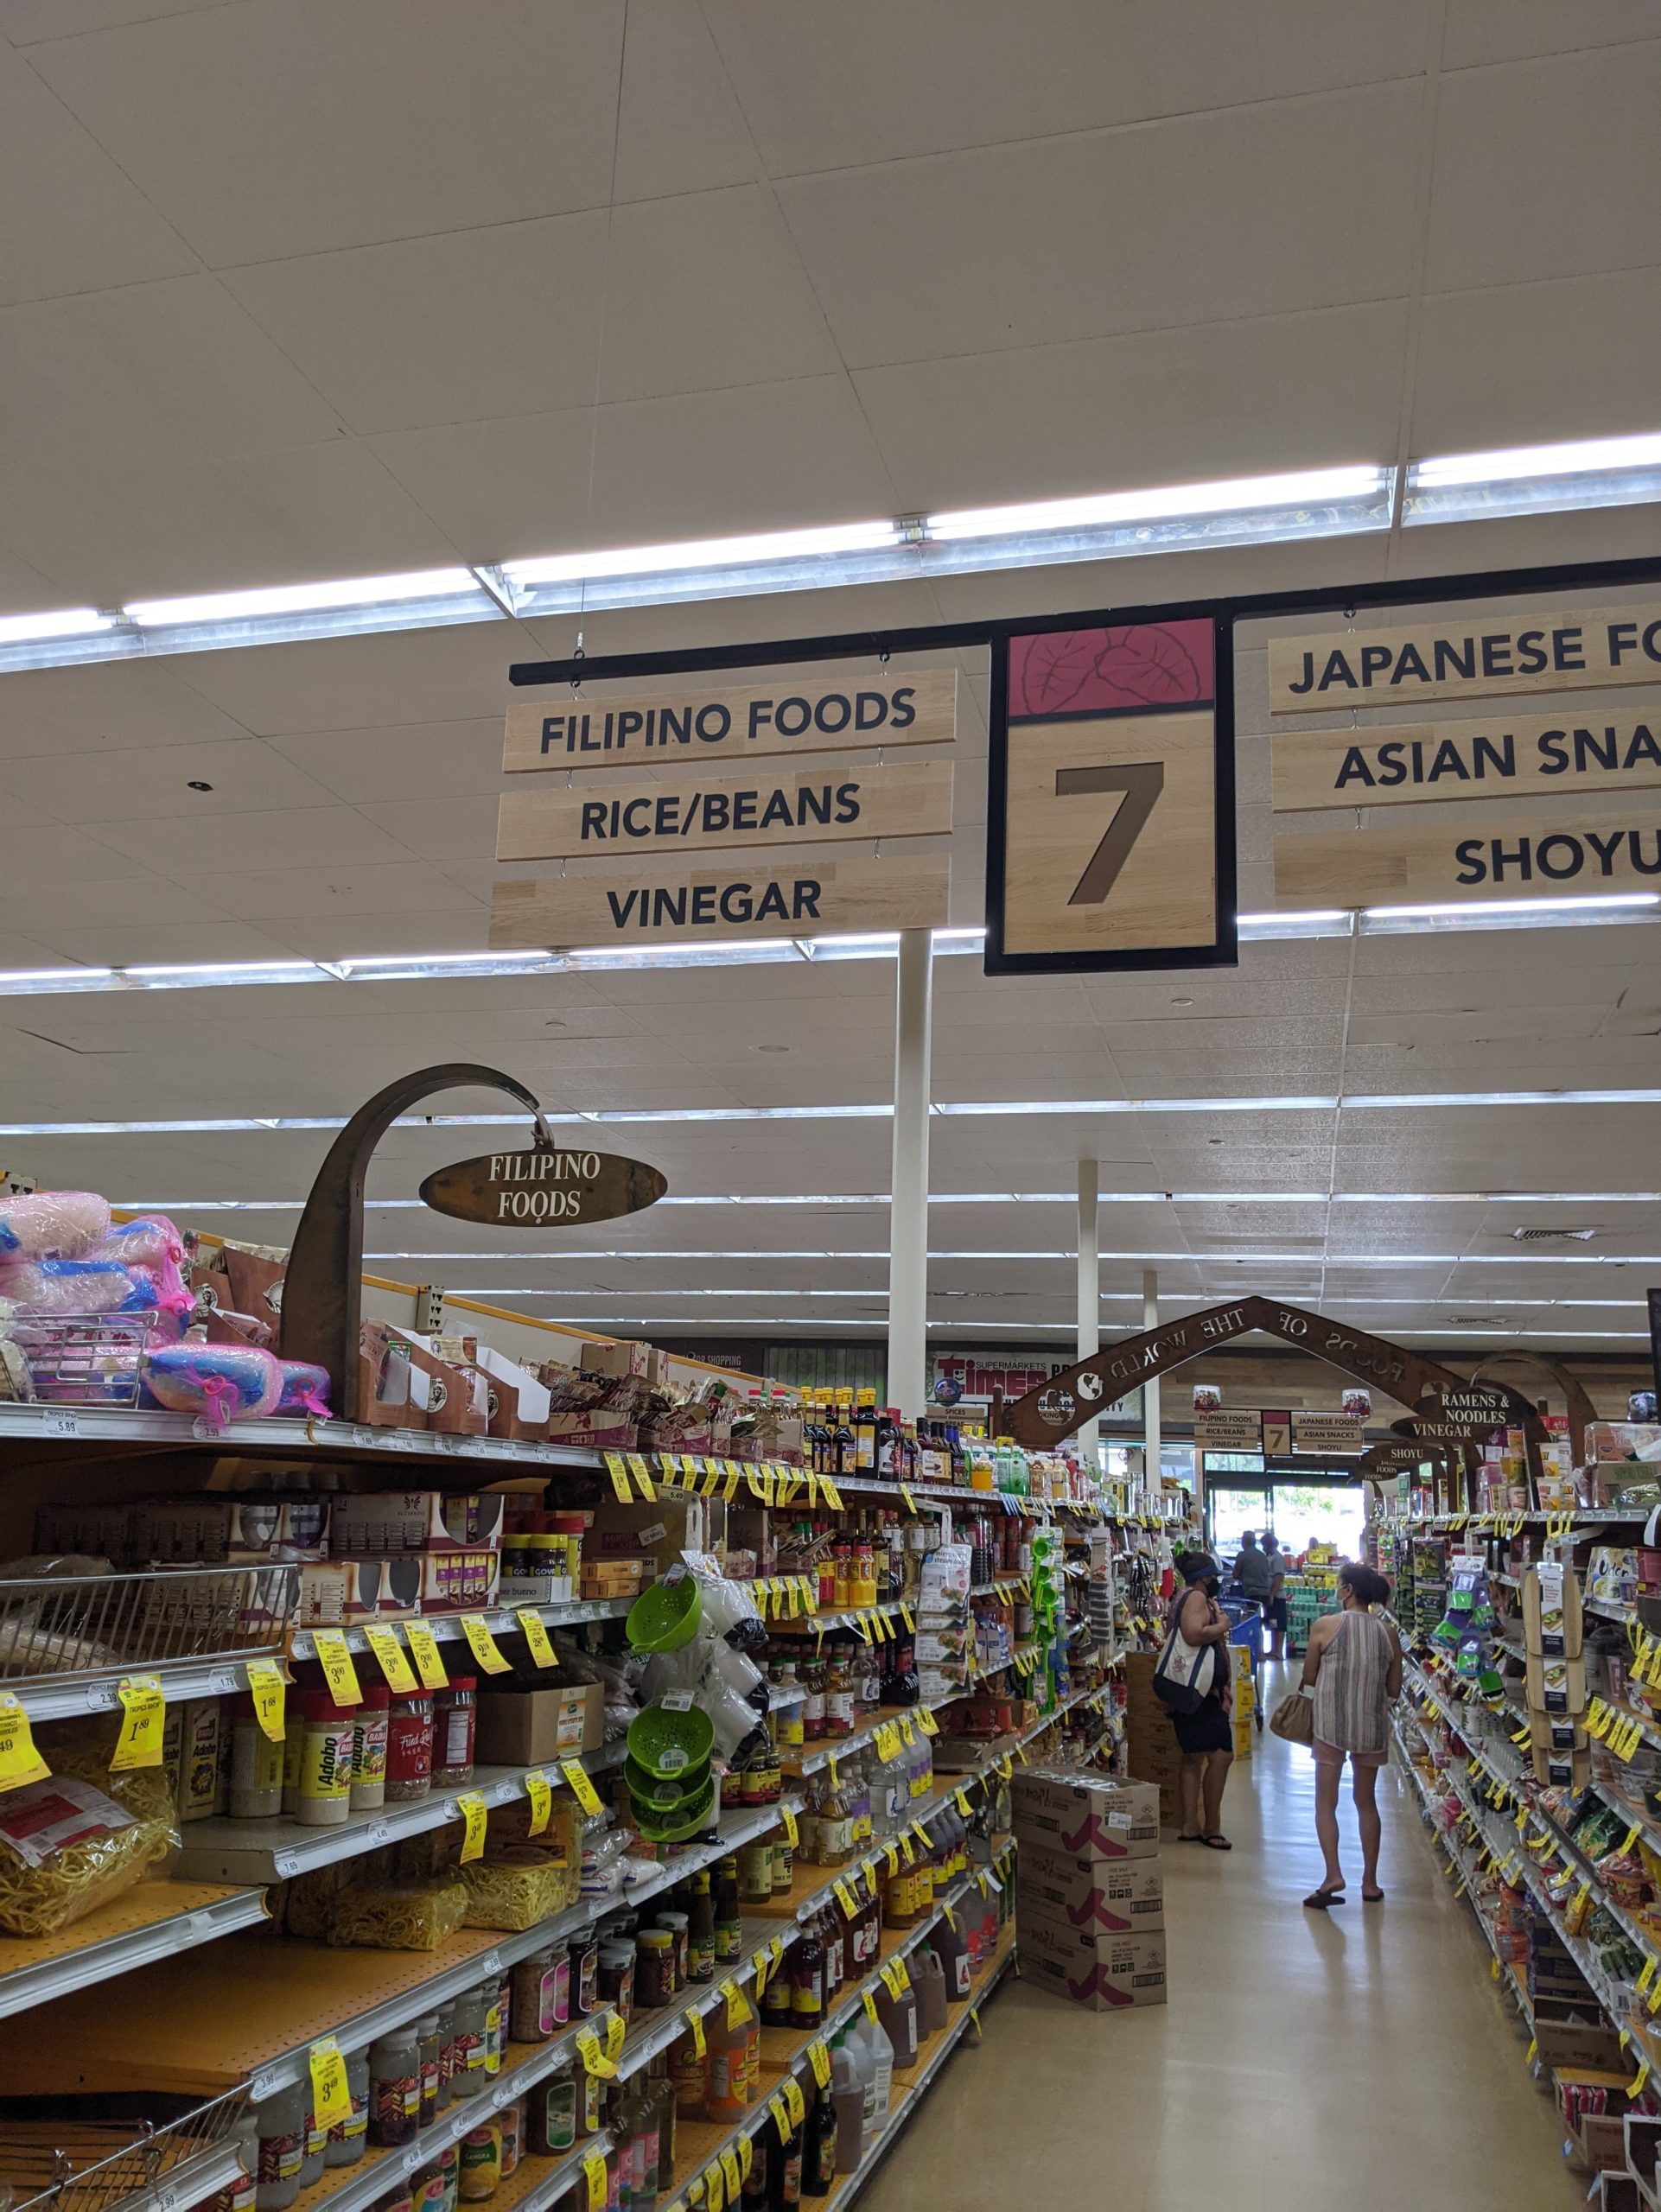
[866,1662,1579,2212]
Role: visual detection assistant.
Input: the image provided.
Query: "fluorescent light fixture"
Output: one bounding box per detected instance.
[1365,894,1660,921]
[0,607,114,645]
[124,568,482,627]
[928,465,1388,541]
[506,521,901,588]
[1405,430,1661,523]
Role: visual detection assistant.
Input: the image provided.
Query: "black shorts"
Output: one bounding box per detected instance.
[1266,1598,1289,1630]
[1171,1699,1233,1757]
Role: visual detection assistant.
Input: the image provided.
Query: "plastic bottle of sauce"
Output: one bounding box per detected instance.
[685,1876,716,1983]
[875,1970,918,2071]
[713,1859,742,1963]
[929,1914,971,2004]
[830,2034,867,2173]
[916,1948,948,2039]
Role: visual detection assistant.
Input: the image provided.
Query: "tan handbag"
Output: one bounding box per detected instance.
[1270,1687,1316,1745]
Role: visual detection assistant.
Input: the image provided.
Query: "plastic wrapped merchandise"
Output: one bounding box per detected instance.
[0,1748,177,1936]
[0,1189,110,1263]
[143,1336,283,1427]
[461,1846,576,1932]
[326,1878,471,1951]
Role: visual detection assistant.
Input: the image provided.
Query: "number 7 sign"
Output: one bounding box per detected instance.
[984,613,1237,973]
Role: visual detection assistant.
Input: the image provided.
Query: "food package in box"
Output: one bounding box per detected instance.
[1582,1423,1661,1467]
[580,1559,644,1599]
[400,1335,486,1435]
[1016,1919,1168,2010]
[329,1491,503,1556]
[133,1494,328,1566]
[1015,1845,1164,1933]
[359,1320,421,1429]
[548,1411,639,1448]
[469,1341,552,1440]
[298,1559,384,1626]
[1010,1769,1161,1860]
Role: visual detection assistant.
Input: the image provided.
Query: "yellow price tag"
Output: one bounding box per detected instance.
[819,1477,844,1512]
[627,1452,657,1501]
[1636,2057,1652,2097]
[721,1977,753,2029]
[862,1988,879,2025]
[781,1804,799,1849]
[917,1707,939,1738]
[900,1484,918,1513]
[606,2009,626,2060]
[311,1628,362,1706]
[688,2006,707,2059]
[1640,1955,1657,1995]
[768,2094,790,2140]
[405,1620,448,1690]
[0,1694,48,1792]
[516,1608,559,1670]
[525,1770,552,1837]
[809,2038,831,2089]
[563,1758,604,1818]
[738,2138,754,2183]
[783,2076,805,2127]
[309,2035,353,2130]
[457,1789,487,1863]
[833,1879,858,1920]
[1525,2037,1537,2065]
[901,1605,915,1635]
[576,2026,618,2079]
[584,2148,608,2210]
[363,1623,417,1694]
[720,2150,741,2202]
[111,1675,167,1770]
[246,1657,287,1742]
[604,1451,634,1503]
[704,2166,725,2212]
[659,1452,682,1485]
[723,1465,741,1503]
[954,1788,972,1817]
[459,1614,512,1675]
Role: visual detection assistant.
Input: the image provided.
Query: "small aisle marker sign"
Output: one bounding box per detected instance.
[985,616,1235,974]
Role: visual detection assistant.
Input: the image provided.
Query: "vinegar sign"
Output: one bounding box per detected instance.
[419,1147,667,1227]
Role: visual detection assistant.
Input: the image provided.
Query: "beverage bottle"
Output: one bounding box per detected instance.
[686,1871,716,1983]
[741,2127,770,2204]
[875,1967,919,2070]
[714,1859,743,1963]
[704,2005,748,2123]
[804,2080,838,2198]
[761,1948,794,2030]
[772,2101,804,2210]
[929,1912,971,2003]
[792,1921,825,2027]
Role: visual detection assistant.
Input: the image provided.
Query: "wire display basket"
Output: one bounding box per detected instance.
[3,1315,154,1409]
[0,1565,296,1693]
[0,2088,249,2212]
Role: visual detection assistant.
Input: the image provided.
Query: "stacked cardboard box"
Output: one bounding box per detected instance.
[1011,1768,1166,2012]
[1123,1651,1182,1828]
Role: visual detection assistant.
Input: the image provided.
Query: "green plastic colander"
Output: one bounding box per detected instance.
[627,1699,715,1780]
[626,1572,703,1655]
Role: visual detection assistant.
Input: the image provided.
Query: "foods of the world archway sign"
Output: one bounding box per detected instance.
[983,613,1237,974]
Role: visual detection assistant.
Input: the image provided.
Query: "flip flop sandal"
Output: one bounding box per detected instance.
[1176,1833,1206,1843]
[1363,1890,1385,1903]
[1303,1888,1345,1908]
[1201,1834,1232,1850]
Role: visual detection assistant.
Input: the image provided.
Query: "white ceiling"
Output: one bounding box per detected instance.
[2,0,1659,1357]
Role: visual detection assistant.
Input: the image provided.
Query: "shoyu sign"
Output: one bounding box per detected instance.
[984,614,1235,975]
[496,760,951,861]
[1276,810,1661,909]
[491,854,950,950]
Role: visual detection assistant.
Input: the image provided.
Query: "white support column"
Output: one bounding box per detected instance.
[1142,1267,1162,1510]
[886,927,933,1418]
[1076,1160,1099,1465]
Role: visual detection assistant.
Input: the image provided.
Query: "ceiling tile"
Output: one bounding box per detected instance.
[268,720,503,805]
[1425,42,1661,291]
[612,0,754,203]
[778,84,1422,370]
[186,858,485,922]
[169,616,538,736]
[1441,0,1659,69]
[89,802,417,874]
[354,794,500,862]
[0,46,197,304]
[704,0,1429,174]
[368,374,897,565]
[855,302,1407,512]
[0,734,340,823]
[0,276,342,469]
[0,437,461,606]
[0,658,254,758]
[28,0,626,264]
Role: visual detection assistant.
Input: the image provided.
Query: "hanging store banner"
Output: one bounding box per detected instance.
[497,759,952,862]
[984,615,1235,974]
[420,1147,666,1226]
[1269,603,1661,715]
[504,670,957,772]
[1289,1411,1365,1454]
[490,853,950,951]
[1275,807,1661,910]
[1272,706,1661,811]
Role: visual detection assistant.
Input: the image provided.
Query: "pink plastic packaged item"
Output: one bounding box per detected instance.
[277,1361,332,1418]
[143,1338,283,1430]
[0,1191,110,1263]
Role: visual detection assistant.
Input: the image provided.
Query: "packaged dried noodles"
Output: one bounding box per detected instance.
[0,1748,176,1937]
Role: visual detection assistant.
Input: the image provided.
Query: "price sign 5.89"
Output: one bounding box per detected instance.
[984,614,1236,973]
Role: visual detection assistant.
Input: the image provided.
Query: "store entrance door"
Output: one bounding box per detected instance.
[1206,1473,1366,1566]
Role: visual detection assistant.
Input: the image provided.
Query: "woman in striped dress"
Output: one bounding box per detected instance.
[1300,1563,1402,1909]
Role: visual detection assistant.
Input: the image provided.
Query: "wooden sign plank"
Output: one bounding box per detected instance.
[1275,806,1661,909]
[489,853,951,951]
[420,1147,665,1226]
[1269,602,1661,715]
[999,708,1219,958]
[1273,704,1661,811]
[496,760,951,862]
[504,669,956,772]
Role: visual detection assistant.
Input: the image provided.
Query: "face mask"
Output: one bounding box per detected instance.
[1204,1578,1220,1598]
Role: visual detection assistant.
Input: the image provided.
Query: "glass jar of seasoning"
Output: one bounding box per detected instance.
[458,2122,500,2202]
[296,1691,355,1826]
[449,1986,488,2094]
[499,2100,522,2177]
[385,1689,435,1802]
[653,1910,689,1993]
[528,2064,576,2157]
[351,1685,390,1812]
[324,2049,369,2166]
[433,1677,476,1787]
[596,1938,636,2024]
[229,1694,284,1821]
[368,2025,421,2146]
[511,1945,567,2041]
[635,1929,675,2011]
[254,2084,306,2212]
[415,2015,441,2130]
[569,1925,599,2017]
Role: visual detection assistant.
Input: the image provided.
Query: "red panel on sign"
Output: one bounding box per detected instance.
[1008,620,1216,721]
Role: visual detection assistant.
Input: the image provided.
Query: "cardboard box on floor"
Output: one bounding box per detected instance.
[1010,1770,1160,1860]
[1015,1846,1164,1933]
[1015,1910,1168,2010]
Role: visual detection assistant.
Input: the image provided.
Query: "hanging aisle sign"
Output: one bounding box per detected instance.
[503,671,957,772]
[1269,603,1661,714]
[984,614,1236,974]
[497,759,952,862]
[491,852,950,951]
[421,1147,666,1226]
[1276,807,1661,909]
[1272,706,1661,811]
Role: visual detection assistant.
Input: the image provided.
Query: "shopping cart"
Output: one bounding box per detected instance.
[1223,1599,1266,1731]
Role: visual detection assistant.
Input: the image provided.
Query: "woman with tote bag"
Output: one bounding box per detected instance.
[1156,1551,1236,1850]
